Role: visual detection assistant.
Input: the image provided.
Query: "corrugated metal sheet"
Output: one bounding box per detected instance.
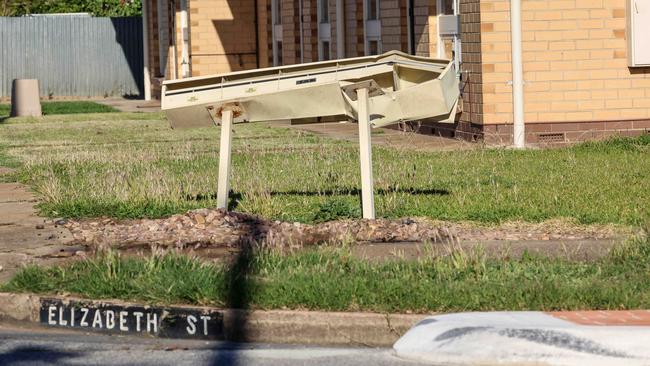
[0,16,143,98]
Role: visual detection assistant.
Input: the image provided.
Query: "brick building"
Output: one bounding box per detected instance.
[143,0,650,144]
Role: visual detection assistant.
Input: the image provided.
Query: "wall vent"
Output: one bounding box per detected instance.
[538,133,565,143]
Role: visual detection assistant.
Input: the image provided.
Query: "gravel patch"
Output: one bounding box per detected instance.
[61,209,635,252]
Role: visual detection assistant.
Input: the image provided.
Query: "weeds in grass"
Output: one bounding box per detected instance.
[312,198,361,222]
[4,235,650,312]
[0,113,648,225]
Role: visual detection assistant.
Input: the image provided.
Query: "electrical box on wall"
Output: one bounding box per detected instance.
[628,0,650,66]
[438,15,460,38]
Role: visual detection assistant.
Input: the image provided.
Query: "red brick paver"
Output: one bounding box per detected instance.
[549,310,650,326]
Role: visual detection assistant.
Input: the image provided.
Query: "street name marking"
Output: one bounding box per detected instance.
[40,298,224,340]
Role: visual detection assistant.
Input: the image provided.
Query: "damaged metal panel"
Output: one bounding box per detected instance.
[162,51,459,129]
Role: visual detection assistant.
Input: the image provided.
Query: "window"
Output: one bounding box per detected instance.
[318,0,331,61]
[321,41,331,61]
[366,0,379,20]
[368,40,379,55]
[364,0,381,55]
[319,0,329,23]
[276,42,283,66]
[272,0,283,66]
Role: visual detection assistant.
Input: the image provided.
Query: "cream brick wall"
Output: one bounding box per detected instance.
[345,0,360,57]
[480,0,650,125]
[412,0,431,56]
[155,0,454,79]
[188,0,258,77]
[380,0,403,51]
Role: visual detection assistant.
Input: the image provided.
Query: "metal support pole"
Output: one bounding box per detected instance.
[180,0,191,78]
[511,0,525,148]
[216,110,234,209]
[141,0,151,100]
[356,88,375,219]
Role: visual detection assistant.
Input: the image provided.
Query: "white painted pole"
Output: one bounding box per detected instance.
[216,110,234,209]
[511,0,525,148]
[453,0,461,73]
[180,0,191,78]
[356,88,375,219]
[141,0,152,100]
[336,0,345,59]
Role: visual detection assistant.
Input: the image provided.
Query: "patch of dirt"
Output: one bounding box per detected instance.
[0,167,15,176]
[63,209,637,256]
[351,239,623,262]
[437,218,634,242]
[63,209,457,251]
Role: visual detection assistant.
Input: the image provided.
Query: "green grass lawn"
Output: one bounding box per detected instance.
[0,101,118,118]
[0,112,648,225]
[4,236,650,312]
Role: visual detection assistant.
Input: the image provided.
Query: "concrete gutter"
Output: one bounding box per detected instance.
[0,293,425,347]
[394,311,650,365]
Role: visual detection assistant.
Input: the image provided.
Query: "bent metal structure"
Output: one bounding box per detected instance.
[161,51,460,219]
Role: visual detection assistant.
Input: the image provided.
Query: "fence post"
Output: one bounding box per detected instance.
[216,110,234,209]
[356,87,375,219]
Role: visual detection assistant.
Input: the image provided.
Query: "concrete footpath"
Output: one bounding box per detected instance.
[0,181,75,283]
[394,311,650,366]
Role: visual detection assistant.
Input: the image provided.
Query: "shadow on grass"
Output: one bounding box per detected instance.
[185,192,244,212]
[186,188,450,213]
[270,187,450,197]
[186,188,449,202]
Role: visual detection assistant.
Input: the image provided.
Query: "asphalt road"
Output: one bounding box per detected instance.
[0,323,428,366]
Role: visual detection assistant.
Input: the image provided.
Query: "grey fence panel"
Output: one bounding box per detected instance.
[0,16,143,98]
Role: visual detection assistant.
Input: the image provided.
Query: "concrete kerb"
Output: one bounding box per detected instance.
[0,292,425,347]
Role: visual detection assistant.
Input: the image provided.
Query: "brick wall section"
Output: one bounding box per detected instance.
[328,0,339,59]
[480,0,650,143]
[146,0,163,98]
[308,0,319,62]
[283,0,301,64]
[413,0,430,56]
[400,0,408,51]
[356,0,365,55]
[189,0,257,76]
[458,0,483,138]
[163,0,178,79]
[345,0,359,57]
[381,0,402,51]
[427,1,438,56]
[149,0,161,77]
[257,0,270,68]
